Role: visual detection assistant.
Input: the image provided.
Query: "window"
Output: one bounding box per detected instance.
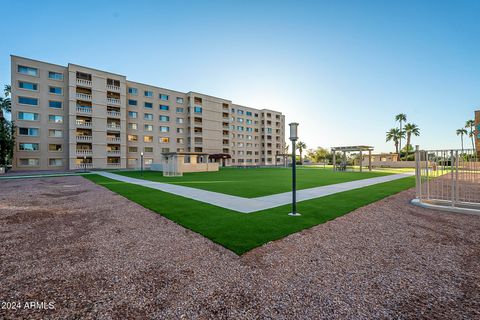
[19,127,39,136]
[159,94,169,101]
[159,137,170,143]
[128,99,137,106]
[237,126,244,131]
[128,123,138,130]
[238,110,244,115]
[18,65,38,76]
[144,147,153,153]
[237,118,244,123]
[49,159,63,166]
[19,158,39,166]
[49,86,62,95]
[18,112,39,121]
[176,107,184,113]
[128,87,138,95]
[128,147,138,153]
[246,127,253,132]
[49,144,62,152]
[159,126,169,133]
[177,128,184,133]
[48,71,63,80]
[144,102,153,109]
[48,115,63,123]
[145,158,153,165]
[49,101,62,109]
[144,124,153,132]
[194,106,202,114]
[162,148,170,153]
[18,96,38,106]
[159,105,169,111]
[144,113,153,120]
[159,115,169,122]
[144,90,153,97]
[128,134,138,142]
[246,111,252,116]
[176,97,184,104]
[144,135,153,143]
[176,118,184,124]
[48,129,62,138]
[18,81,37,91]
[246,119,252,125]
[128,111,138,118]
[177,138,184,143]
[19,143,39,151]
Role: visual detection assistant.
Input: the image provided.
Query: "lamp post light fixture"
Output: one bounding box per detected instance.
[140,152,144,176]
[288,122,301,217]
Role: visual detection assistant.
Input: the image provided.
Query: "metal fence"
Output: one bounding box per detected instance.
[414,147,480,210]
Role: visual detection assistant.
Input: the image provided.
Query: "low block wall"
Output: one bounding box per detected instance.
[360,160,418,168]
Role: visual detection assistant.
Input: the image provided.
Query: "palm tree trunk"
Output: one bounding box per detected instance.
[395,141,399,154]
[406,133,411,158]
[461,135,464,153]
[300,150,303,164]
[399,121,402,161]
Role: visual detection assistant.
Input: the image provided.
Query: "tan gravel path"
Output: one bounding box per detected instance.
[0,176,479,319]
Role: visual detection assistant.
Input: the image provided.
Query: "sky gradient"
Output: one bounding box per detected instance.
[1,0,479,153]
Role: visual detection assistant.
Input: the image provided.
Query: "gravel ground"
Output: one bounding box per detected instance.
[0,176,479,319]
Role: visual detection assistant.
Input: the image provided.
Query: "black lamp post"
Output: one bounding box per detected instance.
[140,152,144,176]
[289,122,301,216]
[83,155,87,173]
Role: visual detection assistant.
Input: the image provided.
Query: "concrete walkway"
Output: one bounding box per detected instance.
[97,171,413,213]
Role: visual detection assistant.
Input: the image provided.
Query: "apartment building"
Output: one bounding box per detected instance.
[475,110,480,157]
[11,55,286,170]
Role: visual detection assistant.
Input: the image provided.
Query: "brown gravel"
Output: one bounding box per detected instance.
[0,176,479,319]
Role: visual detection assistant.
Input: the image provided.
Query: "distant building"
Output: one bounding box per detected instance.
[10,55,286,170]
[362,153,399,162]
[475,110,480,156]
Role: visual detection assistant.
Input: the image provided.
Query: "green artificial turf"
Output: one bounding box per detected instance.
[85,174,415,255]
[113,167,394,197]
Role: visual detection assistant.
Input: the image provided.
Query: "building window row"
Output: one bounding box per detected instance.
[17,65,64,81]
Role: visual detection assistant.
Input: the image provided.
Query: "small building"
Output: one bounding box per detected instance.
[362,153,399,162]
[153,152,219,176]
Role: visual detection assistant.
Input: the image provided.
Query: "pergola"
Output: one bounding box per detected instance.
[331,145,374,172]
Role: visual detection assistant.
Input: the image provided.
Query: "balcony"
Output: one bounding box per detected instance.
[107,136,121,143]
[76,135,92,141]
[107,97,120,105]
[76,120,92,128]
[107,110,121,117]
[107,84,120,91]
[107,150,121,155]
[107,123,121,130]
[76,93,92,101]
[76,78,92,86]
[76,106,92,114]
[75,163,93,169]
[76,149,93,155]
[107,163,121,168]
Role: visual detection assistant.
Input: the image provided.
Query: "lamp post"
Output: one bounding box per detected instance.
[289,122,301,216]
[140,152,144,176]
[83,155,87,173]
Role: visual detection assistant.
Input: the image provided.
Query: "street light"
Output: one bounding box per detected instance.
[140,152,144,176]
[83,155,87,173]
[289,122,301,216]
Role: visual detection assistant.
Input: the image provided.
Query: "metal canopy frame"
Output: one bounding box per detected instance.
[331,145,374,172]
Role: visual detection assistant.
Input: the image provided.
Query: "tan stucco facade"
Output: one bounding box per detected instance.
[10,55,286,170]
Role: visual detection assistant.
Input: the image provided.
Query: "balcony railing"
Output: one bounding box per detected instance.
[76,149,93,155]
[107,84,120,91]
[76,78,92,86]
[75,163,93,169]
[76,106,92,114]
[107,97,120,105]
[107,150,121,155]
[76,120,92,128]
[107,111,121,117]
[76,93,92,101]
[76,135,93,141]
[107,124,121,130]
[107,137,121,143]
[107,163,121,167]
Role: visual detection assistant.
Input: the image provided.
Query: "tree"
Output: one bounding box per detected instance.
[465,120,475,150]
[0,84,14,167]
[0,85,11,120]
[296,141,307,164]
[306,147,330,163]
[395,113,407,160]
[386,128,404,154]
[456,128,468,153]
[404,123,420,154]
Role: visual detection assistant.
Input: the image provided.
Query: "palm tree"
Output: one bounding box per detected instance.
[404,123,420,155]
[395,113,407,160]
[465,120,475,150]
[296,141,307,164]
[386,128,404,155]
[0,85,11,120]
[456,128,468,153]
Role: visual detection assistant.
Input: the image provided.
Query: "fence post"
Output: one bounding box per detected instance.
[451,150,455,207]
[415,145,421,200]
[455,150,459,205]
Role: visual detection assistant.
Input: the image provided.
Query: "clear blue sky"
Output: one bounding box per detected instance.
[1,0,479,152]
